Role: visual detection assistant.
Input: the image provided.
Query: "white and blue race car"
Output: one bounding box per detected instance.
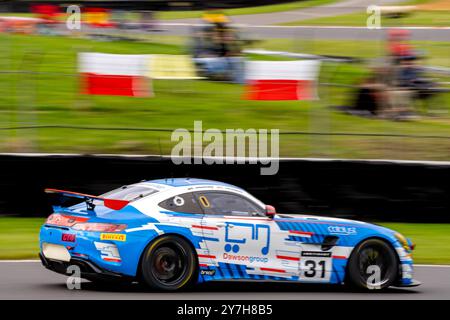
[39,178,420,291]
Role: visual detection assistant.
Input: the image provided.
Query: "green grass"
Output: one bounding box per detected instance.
[380,223,450,264]
[0,218,44,259]
[0,34,449,160]
[1,217,449,264]
[282,10,450,27]
[281,0,450,26]
[253,38,450,67]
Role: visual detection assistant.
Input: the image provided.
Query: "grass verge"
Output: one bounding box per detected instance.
[379,223,450,264]
[0,34,449,160]
[281,0,450,27]
[0,218,44,260]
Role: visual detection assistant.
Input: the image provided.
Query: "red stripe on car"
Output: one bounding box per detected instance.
[192,225,219,230]
[260,267,286,273]
[289,230,314,236]
[103,257,121,262]
[276,255,300,261]
[198,254,216,259]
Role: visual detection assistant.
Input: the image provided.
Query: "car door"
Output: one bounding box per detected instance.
[274,216,336,283]
[195,191,299,279]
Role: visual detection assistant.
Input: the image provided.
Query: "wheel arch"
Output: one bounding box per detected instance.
[344,235,402,284]
[136,232,200,280]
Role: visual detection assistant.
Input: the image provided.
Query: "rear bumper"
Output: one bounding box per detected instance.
[39,224,149,278]
[39,253,133,283]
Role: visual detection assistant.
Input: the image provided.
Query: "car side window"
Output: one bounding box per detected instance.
[194,191,264,217]
[158,192,203,214]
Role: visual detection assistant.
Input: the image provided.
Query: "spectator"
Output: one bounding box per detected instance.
[190,20,245,83]
[352,67,391,116]
[387,29,414,65]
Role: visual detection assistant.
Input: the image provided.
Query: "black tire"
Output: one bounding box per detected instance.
[346,238,398,290]
[140,235,197,291]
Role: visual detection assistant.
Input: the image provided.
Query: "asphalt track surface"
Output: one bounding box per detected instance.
[0,261,449,300]
[161,24,450,41]
[162,0,406,26]
[158,0,450,41]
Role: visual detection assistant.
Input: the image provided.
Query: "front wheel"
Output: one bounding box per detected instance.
[140,235,197,291]
[346,238,398,290]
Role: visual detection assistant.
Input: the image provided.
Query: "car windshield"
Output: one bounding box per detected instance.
[99,185,158,202]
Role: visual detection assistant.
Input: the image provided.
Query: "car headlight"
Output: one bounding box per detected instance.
[395,232,414,252]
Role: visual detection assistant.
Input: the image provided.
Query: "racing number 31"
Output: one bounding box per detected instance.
[304,260,326,278]
[301,258,332,281]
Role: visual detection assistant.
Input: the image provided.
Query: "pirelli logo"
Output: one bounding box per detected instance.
[100,233,126,242]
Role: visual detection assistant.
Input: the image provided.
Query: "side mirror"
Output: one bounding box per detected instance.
[265,205,276,219]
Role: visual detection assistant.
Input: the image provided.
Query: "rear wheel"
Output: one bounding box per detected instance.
[347,238,398,290]
[140,235,197,291]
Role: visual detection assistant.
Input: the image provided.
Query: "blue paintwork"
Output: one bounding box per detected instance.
[39,178,417,287]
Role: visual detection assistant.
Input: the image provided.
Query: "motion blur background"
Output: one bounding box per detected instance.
[0,0,449,158]
[0,0,449,263]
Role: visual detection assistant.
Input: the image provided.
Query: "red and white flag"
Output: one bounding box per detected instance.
[79,53,151,97]
[245,60,321,100]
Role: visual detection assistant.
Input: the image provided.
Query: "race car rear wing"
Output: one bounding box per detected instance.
[44,188,129,211]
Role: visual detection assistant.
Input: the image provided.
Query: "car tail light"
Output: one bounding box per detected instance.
[72,222,127,232]
[62,233,76,242]
[46,214,90,227]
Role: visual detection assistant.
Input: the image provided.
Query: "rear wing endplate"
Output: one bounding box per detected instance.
[45,188,129,211]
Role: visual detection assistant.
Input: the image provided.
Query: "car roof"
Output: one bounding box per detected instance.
[144,178,243,190]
